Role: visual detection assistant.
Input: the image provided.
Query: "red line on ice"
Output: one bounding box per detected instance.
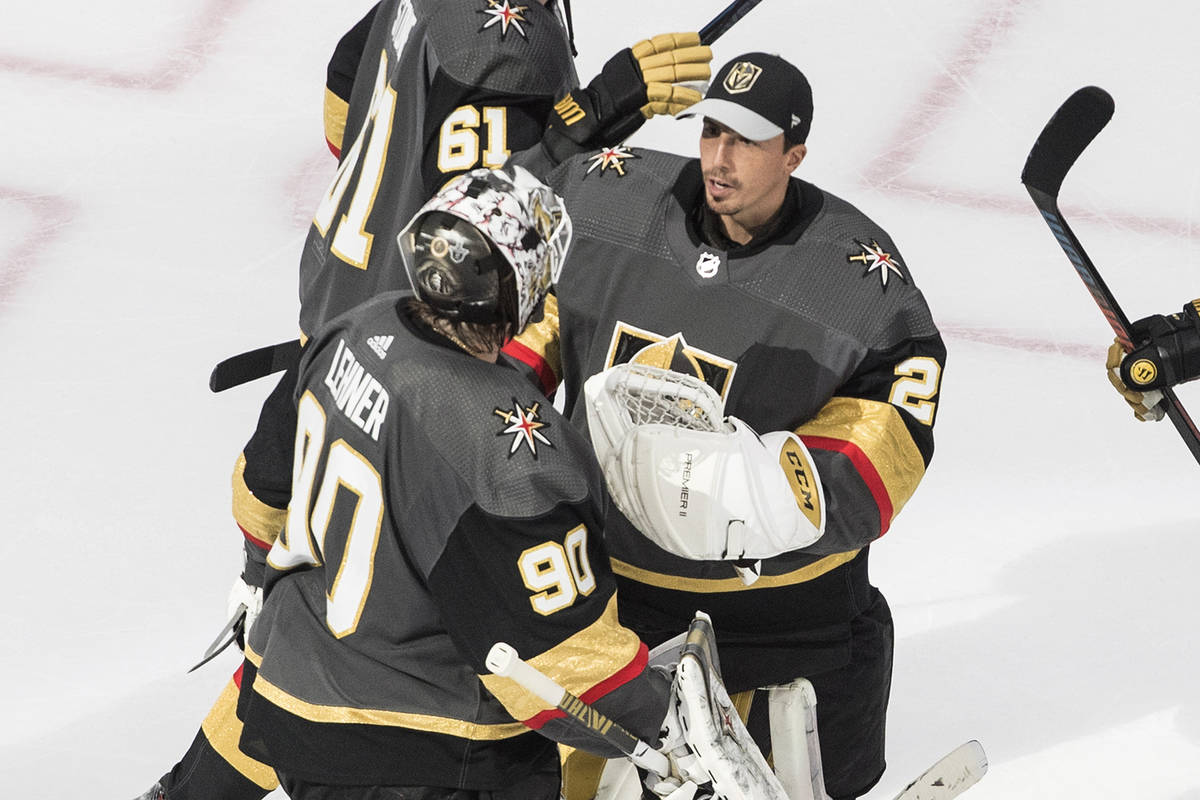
[0,0,248,90]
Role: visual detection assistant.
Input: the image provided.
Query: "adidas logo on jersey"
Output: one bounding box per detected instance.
[367,335,394,359]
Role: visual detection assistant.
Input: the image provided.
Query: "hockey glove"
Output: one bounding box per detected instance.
[226,537,267,647]
[584,363,825,563]
[609,419,825,561]
[633,32,712,118]
[1118,299,1200,392]
[1106,340,1165,422]
[542,33,711,163]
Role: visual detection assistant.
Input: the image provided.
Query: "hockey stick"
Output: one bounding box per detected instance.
[699,0,766,45]
[209,338,302,393]
[187,604,246,673]
[891,740,988,800]
[1020,86,1200,464]
[485,642,672,776]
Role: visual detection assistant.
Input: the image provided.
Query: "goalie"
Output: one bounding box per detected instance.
[503,51,947,800]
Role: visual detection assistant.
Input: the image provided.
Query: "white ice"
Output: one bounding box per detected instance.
[2,1,1198,797]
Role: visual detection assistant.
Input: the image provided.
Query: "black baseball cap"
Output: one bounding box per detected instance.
[676,52,813,144]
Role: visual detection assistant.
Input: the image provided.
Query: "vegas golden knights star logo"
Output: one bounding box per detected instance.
[494,399,553,457]
[723,61,763,94]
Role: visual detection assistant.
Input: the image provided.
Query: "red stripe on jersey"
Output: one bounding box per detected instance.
[326,139,341,159]
[522,641,649,730]
[233,662,245,689]
[502,339,558,396]
[239,524,273,552]
[801,435,894,536]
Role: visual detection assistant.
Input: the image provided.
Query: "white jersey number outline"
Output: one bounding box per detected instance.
[518,525,597,616]
[889,356,942,425]
[271,390,384,638]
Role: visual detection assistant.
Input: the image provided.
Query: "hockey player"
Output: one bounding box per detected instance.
[504,52,947,800]
[230,0,709,648]
[239,166,677,799]
[150,3,710,798]
[1106,299,1200,421]
[144,168,679,800]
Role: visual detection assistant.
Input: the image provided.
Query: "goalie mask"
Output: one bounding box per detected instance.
[397,165,572,334]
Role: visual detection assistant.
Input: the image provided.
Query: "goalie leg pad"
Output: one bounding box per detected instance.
[767,679,827,800]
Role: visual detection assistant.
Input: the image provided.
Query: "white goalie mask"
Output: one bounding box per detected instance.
[397,165,572,334]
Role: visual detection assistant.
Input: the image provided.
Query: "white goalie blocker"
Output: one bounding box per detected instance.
[584,363,826,562]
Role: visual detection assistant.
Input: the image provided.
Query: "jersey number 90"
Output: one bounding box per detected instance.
[270,390,383,638]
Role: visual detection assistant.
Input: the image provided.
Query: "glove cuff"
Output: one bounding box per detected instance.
[594,47,648,119]
[1122,301,1200,389]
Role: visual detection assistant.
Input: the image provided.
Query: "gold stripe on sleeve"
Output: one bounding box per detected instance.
[479,594,642,722]
[231,453,287,547]
[796,397,926,517]
[323,87,349,154]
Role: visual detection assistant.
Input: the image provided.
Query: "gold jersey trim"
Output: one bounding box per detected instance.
[231,453,287,547]
[796,397,926,518]
[610,550,859,592]
[509,293,563,380]
[243,651,530,739]
[201,676,279,790]
[323,87,349,155]
[480,594,643,721]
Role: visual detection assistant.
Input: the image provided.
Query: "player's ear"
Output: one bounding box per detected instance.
[784,142,807,172]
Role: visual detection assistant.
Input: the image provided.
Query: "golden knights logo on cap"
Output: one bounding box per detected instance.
[723,61,763,94]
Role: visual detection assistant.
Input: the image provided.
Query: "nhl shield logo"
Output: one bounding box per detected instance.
[695,251,721,278]
[723,61,763,94]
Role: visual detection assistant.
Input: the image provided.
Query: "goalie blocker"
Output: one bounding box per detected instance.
[584,364,826,567]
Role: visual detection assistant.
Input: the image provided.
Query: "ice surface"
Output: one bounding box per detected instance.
[2,1,1197,797]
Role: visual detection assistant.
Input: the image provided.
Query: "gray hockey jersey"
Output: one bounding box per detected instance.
[298,0,577,338]
[506,148,946,690]
[239,292,665,788]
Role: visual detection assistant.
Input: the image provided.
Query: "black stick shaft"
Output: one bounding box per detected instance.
[699,0,765,45]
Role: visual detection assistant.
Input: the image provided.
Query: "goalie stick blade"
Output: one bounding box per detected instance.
[892,740,988,800]
[1020,86,1114,198]
[209,338,302,393]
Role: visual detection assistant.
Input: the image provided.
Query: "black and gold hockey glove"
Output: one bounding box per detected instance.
[1107,298,1200,421]
[542,32,711,163]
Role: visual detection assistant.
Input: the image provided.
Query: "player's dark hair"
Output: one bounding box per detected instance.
[404,279,518,356]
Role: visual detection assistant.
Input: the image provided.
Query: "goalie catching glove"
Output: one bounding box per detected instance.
[543,33,711,162]
[585,364,825,561]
